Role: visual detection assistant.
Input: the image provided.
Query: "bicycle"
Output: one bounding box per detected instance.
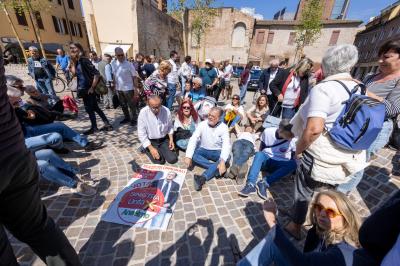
[52,71,67,93]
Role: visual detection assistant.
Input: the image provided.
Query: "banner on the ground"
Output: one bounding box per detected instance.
[101,164,186,230]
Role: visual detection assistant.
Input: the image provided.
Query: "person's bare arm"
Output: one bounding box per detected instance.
[295,117,325,157]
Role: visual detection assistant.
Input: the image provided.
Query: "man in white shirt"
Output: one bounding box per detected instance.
[166,50,179,110]
[185,107,231,191]
[137,95,178,165]
[238,120,297,200]
[112,47,138,125]
[178,55,192,89]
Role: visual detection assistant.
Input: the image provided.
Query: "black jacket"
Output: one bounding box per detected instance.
[151,179,179,208]
[269,68,310,106]
[258,67,281,92]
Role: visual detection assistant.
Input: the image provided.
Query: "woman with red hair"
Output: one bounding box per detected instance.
[174,99,199,151]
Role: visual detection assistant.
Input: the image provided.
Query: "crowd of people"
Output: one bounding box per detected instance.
[0,38,399,265]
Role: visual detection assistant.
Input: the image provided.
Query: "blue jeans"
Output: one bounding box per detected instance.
[166,83,176,110]
[35,149,78,188]
[36,78,58,104]
[232,139,254,166]
[192,148,229,180]
[337,120,394,194]
[239,84,248,104]
[25,133,63,152]
[176,139,189,150]
[281,107,296,119]
[247,152,297,185]
[238,227,289,266]
[25,122,88,147]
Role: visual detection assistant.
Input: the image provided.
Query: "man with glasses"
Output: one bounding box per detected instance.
[111,47,138,125]
[138,94,178,165]
[185,107,231,191]
[258,59,281,114]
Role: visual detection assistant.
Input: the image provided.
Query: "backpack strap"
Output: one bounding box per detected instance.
[264,139,288,148]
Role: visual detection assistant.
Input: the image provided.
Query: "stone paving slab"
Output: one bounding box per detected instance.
[5,65,400,265]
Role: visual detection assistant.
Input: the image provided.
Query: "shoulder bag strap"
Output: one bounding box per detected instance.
[264,139,288,148]
[281,70,295,96]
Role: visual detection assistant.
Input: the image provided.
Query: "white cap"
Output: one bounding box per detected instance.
[205,58,213,64]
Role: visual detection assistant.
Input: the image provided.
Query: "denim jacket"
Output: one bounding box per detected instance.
[27,57,56,80]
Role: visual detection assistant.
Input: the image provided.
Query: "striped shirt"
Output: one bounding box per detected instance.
[365,74,400,118]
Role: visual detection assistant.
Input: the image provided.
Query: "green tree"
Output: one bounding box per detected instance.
[294,0,323,61]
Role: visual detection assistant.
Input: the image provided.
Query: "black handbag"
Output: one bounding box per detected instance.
[389,117,400,150]
[174,128,192,142]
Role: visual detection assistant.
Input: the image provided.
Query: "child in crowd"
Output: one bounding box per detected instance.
[239,119,297,200]
[227,124,256,184]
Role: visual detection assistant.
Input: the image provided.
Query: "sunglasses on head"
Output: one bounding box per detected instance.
[313,203,342,218]
[182,106,191,110]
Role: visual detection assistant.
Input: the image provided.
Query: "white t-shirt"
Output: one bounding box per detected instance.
[282,76,301,108]
[224,64,233,81]
[167,58,179,84]
[267,69,278,95]
[225,103,245,118]
[111,59,136,91]
[260,127,297,161]
[298,73,360,130]
[238,132,256,147]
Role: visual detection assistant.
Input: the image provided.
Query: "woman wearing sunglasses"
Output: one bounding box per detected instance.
[224,94,245,130]
[173,99,199,151]
[238,190,361,266]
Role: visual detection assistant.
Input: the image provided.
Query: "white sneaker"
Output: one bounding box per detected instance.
[74,182,97,197]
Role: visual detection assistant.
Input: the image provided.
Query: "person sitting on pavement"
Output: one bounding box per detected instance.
[246,95,269,133]
[238,119,297,200]
[34,148,97,197]
[174,99,199,151]
[8,85,102,152]
[224,94,245,130]
[185,107,231,191]
[6,75,25,96]
[24,85,64,114]
[238,190,361,266]
[138,94,178,165]
[188,77,204,103]
[227,124,256,184]
[25,132,69,154]
[143,60,172,103]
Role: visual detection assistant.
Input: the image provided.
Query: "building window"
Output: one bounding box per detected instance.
[62,18,69,34]
[69,21,76,36]
[388,27,395,38]
[77,23,83,37]
[52,16,59,32]
[67,0,74,9]
[267,32,274,44]
[232,22,246,47]
[256,31,265,44]
[329,30,340,46]
[14,8,28,26]
[288,32,296,45]
[330,0,348,19]
[34,11,44,30]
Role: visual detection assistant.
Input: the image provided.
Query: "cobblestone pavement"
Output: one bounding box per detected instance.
[5,65,400,265]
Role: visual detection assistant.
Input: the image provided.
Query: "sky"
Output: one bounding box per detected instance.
[169,0,398,23]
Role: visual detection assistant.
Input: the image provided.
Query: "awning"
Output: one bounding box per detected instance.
[102,44,131,56]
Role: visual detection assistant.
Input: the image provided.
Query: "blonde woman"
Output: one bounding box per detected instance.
[269,58,313,119]
[238,190,361,266]
[143,60,172,102]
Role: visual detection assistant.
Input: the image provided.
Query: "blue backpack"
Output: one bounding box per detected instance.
[328,80,385,151]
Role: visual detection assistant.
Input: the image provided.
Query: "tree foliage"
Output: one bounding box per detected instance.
[295,0,323,59]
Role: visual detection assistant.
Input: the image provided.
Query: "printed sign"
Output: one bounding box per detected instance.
[101,164,187,230]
